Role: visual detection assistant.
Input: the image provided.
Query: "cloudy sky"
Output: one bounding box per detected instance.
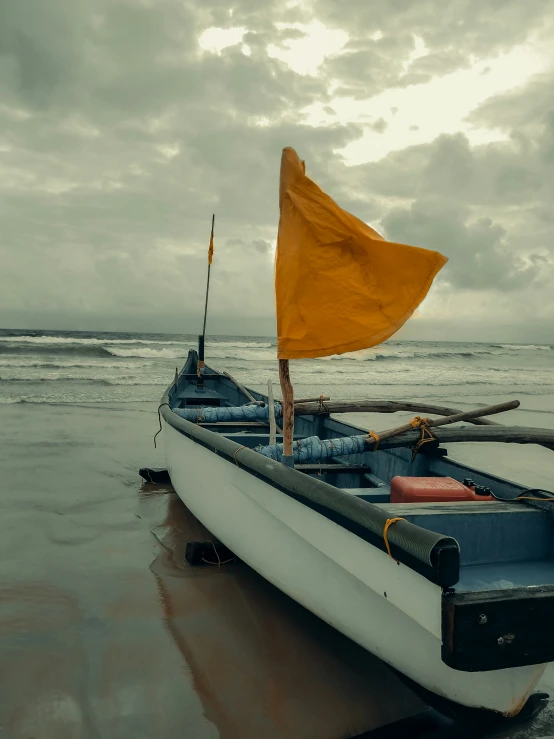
[1,0,553,341]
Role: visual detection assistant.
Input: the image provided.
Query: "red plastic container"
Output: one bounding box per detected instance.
[390,476,494,503]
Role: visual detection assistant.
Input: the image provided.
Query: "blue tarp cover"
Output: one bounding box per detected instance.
[255,434,367,463]
[172,403,282,423]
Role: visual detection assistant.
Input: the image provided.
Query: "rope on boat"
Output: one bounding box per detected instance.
[154,403,171,448]
[367,430,380,449]
[409,416,436,461]
[233,446,248,466]
[201,541,236,568]
[383,517,405,562]
[201,556,236,566]
[366,416,436,458]
[317,394,330,415]
[492,488,554,503]
[409,415,430,428]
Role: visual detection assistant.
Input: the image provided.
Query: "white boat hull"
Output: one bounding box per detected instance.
[163,420,547,716]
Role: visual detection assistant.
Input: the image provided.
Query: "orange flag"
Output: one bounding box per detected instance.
[208,232,214,265]
[275,147,447,359]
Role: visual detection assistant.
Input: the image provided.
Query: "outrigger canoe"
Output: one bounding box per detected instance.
[154,146,553,723]
[158,349,554,722]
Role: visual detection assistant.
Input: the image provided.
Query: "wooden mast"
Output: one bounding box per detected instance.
[279,359,295,467]
[267,379,277,445]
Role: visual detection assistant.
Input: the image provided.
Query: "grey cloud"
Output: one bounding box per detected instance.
[315,0,554,104]
[356,129,552,210]
[470,73,554,131]
[0,0,89,107]
[370,118,387,133]
[383,198,541,292]
[252,240,273,253]
[321,35,416,99]
[315,0,554,58]
[399,49,469,86]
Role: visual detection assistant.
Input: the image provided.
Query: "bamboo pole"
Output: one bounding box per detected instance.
[369,425,554,451]
[294,395,330,404]
[292,399,499,424]
[279,359,295,467]
[369,400,520,448]
[274,425,554,462]
[291,398,551,452]
[268,379,277,445]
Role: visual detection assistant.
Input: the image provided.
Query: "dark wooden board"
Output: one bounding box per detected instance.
[442,586,554,671]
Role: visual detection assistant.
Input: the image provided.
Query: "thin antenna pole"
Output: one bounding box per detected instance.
[202,213,215,337]
[197,214,215,388]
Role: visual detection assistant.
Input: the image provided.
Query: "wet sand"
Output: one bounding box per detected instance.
[2,401,554,738]
[0,402,423,738]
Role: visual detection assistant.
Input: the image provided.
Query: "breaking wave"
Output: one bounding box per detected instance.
[0,359,150,370]
[0,344,114,358]
[105,347,186,359]
[498,344,553,351]
[0,340,271,361]
[330,350,494,361]
[0,375,163,386]
[0,335,183,346]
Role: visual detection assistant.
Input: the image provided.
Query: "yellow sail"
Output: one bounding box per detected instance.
[275,147,447,359]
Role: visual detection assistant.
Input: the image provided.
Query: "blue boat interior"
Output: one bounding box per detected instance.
[170,354,554,595]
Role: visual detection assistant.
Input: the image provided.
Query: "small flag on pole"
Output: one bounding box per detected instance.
[208,218,214,264]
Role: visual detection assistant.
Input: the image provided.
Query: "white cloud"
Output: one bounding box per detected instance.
[198,26,247,55]
[302,42,552,163]
[267,21,348,76]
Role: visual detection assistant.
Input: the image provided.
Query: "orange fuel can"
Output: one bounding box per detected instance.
[390,476,494,503]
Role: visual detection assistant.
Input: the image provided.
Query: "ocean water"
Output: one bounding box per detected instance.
[2,327,554,737]
[1,328,554,406]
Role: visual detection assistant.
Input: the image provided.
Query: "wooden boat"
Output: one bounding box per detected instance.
[155,148,553,723]
[158,349,554,722]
